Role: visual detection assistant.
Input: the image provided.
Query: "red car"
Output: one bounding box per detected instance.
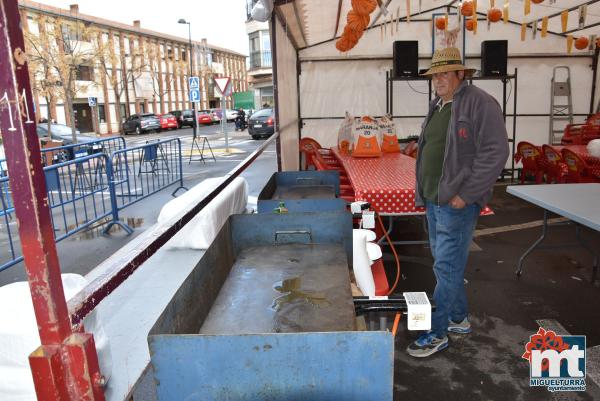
[157,113,178,130]
[198,112,213,125]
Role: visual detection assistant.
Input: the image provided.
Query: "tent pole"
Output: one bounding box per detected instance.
[591,47,599,117]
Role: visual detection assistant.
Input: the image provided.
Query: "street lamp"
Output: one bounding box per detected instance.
[178,18,197,138]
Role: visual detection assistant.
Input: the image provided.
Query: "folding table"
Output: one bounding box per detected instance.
[507,183,599,283]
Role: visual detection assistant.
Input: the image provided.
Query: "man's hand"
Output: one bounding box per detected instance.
[449,195,466,209]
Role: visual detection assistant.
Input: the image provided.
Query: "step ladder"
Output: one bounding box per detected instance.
[549,66,573,144]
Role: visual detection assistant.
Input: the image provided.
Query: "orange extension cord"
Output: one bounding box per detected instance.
[372,210,401,296]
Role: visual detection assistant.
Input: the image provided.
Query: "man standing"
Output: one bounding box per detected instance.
[407,47,509,357]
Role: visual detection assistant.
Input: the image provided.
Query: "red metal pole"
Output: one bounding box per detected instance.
[0,1,105,399]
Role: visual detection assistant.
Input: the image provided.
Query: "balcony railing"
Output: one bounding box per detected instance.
[249,50,272,70]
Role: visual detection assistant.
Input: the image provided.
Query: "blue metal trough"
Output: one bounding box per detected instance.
[147,211,393,401]
[257,171,347,213]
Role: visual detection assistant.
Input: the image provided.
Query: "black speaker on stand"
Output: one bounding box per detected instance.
[393,41,418,78]
[481,40,508,76]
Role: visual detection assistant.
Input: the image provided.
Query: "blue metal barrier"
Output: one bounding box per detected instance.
[0,136,187,272]
[40,136,126,166]
[103,138,187,234]
[0,153,113,272]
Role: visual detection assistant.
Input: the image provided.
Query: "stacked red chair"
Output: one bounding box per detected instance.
[299,137,337,170]
[310,149,355,202]
[561,148,600,183]
[514,141,544,184]
[541,144,568,183]
[561,112,600,145]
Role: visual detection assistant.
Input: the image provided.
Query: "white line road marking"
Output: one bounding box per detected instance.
[473,217,569,238]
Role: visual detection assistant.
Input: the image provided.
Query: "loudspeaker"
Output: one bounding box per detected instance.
[393,41,418,78]
[481,40,507,76]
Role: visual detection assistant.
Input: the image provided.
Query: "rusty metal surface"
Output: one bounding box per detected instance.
[272,185,336,199]
[200,243,355,334]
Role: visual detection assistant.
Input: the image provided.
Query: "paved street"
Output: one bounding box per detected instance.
[0,123,277,285]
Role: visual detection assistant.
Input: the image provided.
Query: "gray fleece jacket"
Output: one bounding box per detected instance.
[415,81,510,207]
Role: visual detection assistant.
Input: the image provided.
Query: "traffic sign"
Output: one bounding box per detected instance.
[189,76,200,90]
[214,77,232,96]
[87,97,97,107]
[189,89,201,102]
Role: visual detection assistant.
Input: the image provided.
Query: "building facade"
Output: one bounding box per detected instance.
[19,1,248,134]
[246,0,273,110]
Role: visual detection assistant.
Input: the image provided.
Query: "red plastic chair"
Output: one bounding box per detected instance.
[561,148,600,183]
[514,141,544,184]
[310,150,355,201]
[541,145,567,184]
[299,137,335,170]
[561,112,600,145]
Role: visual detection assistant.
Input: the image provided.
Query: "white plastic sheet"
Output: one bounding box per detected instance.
[157,177,248,250]
[0,274,112,401]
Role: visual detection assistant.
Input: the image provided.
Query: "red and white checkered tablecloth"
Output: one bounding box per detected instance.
[330,147,493,215]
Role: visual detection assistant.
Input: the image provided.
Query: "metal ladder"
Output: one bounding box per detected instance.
[549,66,573,144]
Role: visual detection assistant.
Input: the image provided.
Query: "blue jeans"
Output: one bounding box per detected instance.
[425,201,480,338]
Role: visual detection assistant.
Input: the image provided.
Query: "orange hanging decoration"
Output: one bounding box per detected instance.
[465,19,476,31]
[574,36,590,50]
[435,17,447,30]
[531,0,544,3]
[343,24,363,43]
[347,9,370,33]
[351,0,377,16]
[335,36,351,52]
[487,8,502,23]
[461,1,474,17]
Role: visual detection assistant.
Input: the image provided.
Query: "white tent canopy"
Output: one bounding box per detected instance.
[270,0,600,171]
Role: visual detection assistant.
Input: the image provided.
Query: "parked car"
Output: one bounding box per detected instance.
[169,109,195,129]
[210,109,223,123]
[200,109,220,124]
[248,109,275,139]
[225,109,238,122]
[36,123,98,163]
[36,123,97,146]
[157,113,178,130]
[122,113,161,135]
[197,111,213,125]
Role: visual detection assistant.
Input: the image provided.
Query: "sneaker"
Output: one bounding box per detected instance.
[406,331,449,358]
[448,317,472,334]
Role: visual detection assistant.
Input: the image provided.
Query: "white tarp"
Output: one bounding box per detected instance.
[0,274,112,401]
[157,177,248,250]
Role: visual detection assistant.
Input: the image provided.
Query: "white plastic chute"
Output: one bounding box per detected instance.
[0,274,112,401]
[352,229,377,296]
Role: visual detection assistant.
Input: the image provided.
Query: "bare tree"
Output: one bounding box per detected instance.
[94,31,148,133]
[24,16,96,143]
[146,42,178,114]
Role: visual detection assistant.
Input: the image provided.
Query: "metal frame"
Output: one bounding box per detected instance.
[516,210,599,283]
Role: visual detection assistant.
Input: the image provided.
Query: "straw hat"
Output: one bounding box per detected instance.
[421,47,476,76]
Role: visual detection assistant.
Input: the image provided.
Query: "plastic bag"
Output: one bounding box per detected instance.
[251,0,274,22]
[351,116,382,158]
[378,114,400,153]
[337,112,354,154]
